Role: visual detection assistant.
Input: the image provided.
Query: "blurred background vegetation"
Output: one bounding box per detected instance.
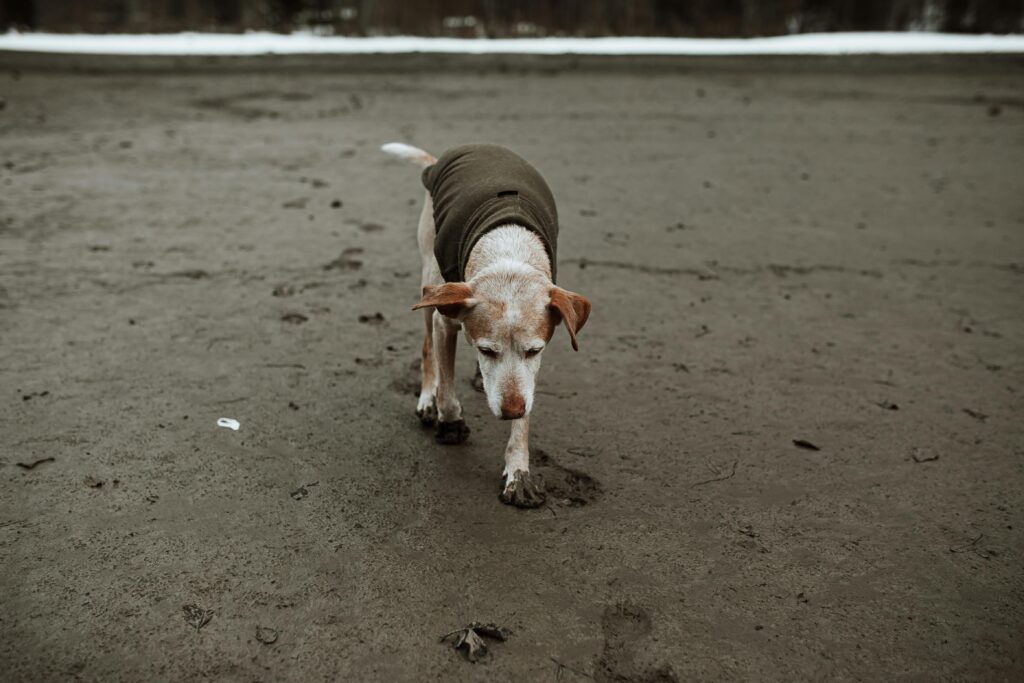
[1,0,1022,36]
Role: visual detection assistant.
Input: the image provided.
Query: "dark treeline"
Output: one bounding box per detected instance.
[2,0,1022,35]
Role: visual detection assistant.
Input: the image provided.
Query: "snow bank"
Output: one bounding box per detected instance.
[1,31,1022,56]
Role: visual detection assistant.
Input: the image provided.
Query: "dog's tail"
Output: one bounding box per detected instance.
[381,142,436,169]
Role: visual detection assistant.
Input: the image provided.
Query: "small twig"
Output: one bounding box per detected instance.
[16,457,55,470]
[551,657,594,680]
[949,533,983,554]
[703,457,722,476]
[690,460,738,488]
[210,396,248,405]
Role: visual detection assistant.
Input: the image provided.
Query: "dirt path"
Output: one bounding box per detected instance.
[1,53,1022,681]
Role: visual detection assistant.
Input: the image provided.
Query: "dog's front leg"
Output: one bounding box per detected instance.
[499,417,546,508]
[432,311,470,444]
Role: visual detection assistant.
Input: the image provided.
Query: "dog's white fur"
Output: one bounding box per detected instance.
[383,142,590,506]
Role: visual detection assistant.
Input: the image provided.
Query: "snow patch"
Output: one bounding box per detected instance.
[1,31,1022,56]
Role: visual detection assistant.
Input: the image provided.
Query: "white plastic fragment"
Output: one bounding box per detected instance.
[217,417,240,431]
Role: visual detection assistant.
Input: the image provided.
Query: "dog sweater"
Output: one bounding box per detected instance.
[421,144,558,283]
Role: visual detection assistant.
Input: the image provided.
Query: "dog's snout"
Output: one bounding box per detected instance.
[500,394,526,420]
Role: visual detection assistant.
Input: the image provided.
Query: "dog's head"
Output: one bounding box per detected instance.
[413,271,590,420]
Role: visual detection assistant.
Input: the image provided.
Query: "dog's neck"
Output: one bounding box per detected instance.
[464,224,552,283]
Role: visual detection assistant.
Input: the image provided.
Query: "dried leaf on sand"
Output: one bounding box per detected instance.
[439,622,511,662]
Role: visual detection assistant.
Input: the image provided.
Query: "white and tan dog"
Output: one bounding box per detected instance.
[382,142,591,507]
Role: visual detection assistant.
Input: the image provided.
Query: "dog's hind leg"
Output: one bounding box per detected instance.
[415,189,468,444]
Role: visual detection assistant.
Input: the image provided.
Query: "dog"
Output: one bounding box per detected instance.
[382,142,591,507]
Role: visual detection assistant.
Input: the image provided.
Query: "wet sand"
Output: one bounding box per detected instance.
[1,52,1022,681]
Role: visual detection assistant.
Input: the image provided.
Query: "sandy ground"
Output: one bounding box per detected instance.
[1,53,1022,681]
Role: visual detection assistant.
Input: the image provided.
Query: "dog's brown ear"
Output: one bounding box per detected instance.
[549,287,591,351]
[412,282,475,319]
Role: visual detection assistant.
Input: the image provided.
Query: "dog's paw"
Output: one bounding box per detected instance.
[499,470,546,508]
[471,365,485,393]
[435,419,470,445]
[416,395,437,427]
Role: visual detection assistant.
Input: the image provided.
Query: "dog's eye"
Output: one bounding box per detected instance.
[478,347,499,359]
[524,348,542,358]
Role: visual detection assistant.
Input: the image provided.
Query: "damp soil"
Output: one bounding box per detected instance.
[0,53,1022,681]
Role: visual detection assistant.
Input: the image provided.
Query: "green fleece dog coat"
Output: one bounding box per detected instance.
[421,144,559,283]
